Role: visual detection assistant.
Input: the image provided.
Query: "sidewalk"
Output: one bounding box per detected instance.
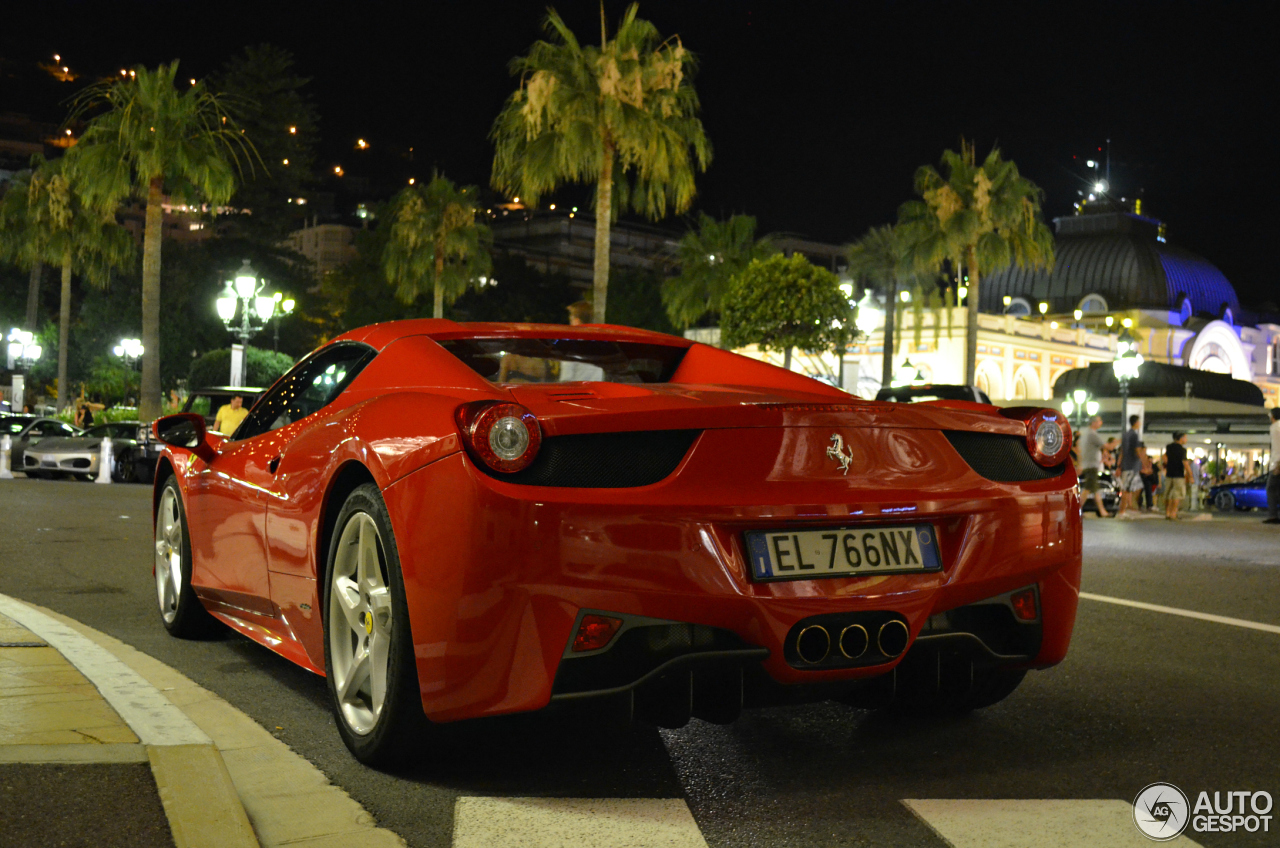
[0,594,406,848]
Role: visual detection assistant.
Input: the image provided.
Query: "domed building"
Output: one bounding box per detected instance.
[981,209,1240,325]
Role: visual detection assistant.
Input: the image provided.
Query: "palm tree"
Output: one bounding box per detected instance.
[846,225,906,389]
[382,175,492,319]
[491,3,711,323]
[0,156,134,411]
[897,140,1054,385]
[66,62,254,420]
[662,213,775,329]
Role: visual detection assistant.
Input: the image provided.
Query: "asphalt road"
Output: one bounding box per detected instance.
[1,478,1277,847]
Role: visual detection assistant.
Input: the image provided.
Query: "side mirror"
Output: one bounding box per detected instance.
[153,413,216,462]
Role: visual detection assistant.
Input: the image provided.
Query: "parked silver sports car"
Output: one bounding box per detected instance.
[23,422,141,481]
[3,415,82,471]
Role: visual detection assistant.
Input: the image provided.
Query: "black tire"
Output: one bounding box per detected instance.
[113,458,138,484]
[1215,491,1236,512]
[322,483,428,765]
[154,477,223,638]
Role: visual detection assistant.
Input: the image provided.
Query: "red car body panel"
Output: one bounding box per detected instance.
[154,320,1083,723]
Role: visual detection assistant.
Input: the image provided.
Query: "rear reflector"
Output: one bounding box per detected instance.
[572,614,623,652]
[1010,588,1038,621]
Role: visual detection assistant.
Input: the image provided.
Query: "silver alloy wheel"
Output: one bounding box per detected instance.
[154,487,183,624]
[328,512,393,736]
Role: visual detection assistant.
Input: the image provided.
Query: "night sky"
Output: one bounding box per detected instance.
[4,1,1273,307]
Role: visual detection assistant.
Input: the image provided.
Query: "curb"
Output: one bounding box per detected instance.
[0,594,406,848]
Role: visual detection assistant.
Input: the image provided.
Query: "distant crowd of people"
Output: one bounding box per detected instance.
[1073,407,1280,523]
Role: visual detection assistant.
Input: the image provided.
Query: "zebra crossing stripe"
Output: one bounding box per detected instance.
[902,799,1204,847]
[452,797,709,848]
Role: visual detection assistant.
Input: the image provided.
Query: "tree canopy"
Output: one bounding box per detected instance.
[491,3,710,323]
[382,174,492,319]
[897,140,1054,384]
[663,213,775,329]
[721,253,854,367]
[66,61,256,420]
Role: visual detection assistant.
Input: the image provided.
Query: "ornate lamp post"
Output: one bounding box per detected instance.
[1112,322,1144,430]
[112,338,144,405]
[6,328,43,413]
[112,337,144,369]
[270,292,296,353]
[1061,388,1099,431]
[215,260,289,386]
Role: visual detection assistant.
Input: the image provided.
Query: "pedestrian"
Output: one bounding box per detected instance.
[1078,415,1110,517]
[1116,414,1144,518]
[1265,407,1280,524]
[1139,449,1158,512]
[1162,432,1193,520]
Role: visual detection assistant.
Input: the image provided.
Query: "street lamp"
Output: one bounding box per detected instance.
[892,358,925,387]
[112,337,143,369]
[270,292,296,352]
[1061,387,1099,431]
[216,259,288,385]
[6,328,43,413]
[1113,325,1144,430]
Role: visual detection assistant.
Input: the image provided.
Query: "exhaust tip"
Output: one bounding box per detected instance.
[838,624,869,659]
[795,625,831,664]
[877,620,910,658]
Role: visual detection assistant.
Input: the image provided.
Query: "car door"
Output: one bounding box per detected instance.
[250,344,377,580]
[185,425,279,617]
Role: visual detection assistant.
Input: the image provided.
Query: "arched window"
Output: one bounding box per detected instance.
[1005,297,1032,316]
[1078,294,1109,314]
[974,361,1004,399]
[1012,366,1041,400]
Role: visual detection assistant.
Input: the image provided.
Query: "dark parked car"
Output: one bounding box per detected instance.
[875,384,993,405]
[2,415,82,471]
[1207,474,1270,511]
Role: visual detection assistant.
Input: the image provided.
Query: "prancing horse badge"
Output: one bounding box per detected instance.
[826,433,853,475]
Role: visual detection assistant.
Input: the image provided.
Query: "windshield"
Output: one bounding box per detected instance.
[438,338,687,385]
[86,423,139,440]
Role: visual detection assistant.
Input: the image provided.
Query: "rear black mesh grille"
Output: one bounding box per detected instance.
[479,429,700,488]
[943,431,1065,482]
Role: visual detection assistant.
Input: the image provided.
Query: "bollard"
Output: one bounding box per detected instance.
[96,436,113,484]
[0,434,12,480]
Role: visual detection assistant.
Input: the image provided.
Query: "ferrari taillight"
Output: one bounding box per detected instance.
[457,401,542,473]
[1000,407,1072,468]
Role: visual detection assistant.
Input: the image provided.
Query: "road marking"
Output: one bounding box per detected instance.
[0,592,210,746]
[453,797,709,848]
[1080,592,1280,635]
[903,799,1203,847]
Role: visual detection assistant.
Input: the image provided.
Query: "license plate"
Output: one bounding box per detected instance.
[745,524,942,582]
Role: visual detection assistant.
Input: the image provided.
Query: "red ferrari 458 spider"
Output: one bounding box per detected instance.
[150,319,1081,764]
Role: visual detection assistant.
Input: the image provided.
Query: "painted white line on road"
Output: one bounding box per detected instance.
[1080,592,1280,635]
[903,799,1203,847]
[0,592,210,746]
[453,797,709,848]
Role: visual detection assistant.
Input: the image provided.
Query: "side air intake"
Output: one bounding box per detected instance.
[943,431,1066,482]
[474,429,700,488]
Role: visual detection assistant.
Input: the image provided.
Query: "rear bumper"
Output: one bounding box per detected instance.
[384,448,1081,723]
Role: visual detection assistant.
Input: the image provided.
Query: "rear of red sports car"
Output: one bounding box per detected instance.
[371,326,1082,728]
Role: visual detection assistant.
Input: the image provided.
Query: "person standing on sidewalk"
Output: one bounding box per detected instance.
[1117,414,1144,518]
[1079,415,1110,517]
[1163,432,1193,520]
[1265,407,1280,524]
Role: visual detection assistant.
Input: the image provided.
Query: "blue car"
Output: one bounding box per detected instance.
[1208,474,1270,511]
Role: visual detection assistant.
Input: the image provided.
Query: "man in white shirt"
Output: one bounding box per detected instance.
[1265,407,1280,524]
[1077,415,1110,517]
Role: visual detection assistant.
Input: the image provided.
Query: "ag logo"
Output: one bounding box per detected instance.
[1133,782,1190,841]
